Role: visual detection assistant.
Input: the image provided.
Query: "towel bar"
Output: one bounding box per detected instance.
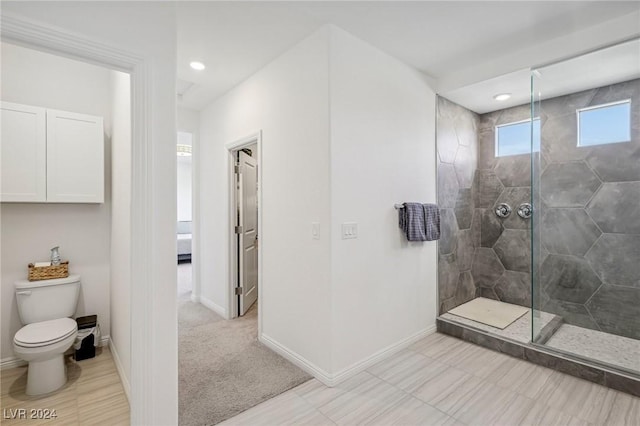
[394,204,404,209]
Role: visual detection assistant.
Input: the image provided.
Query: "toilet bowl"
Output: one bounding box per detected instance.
[13,318,78,395]
[13,275,81,396]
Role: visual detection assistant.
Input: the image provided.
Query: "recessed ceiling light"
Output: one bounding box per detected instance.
[493,93,511,101]
[190,61,205,71]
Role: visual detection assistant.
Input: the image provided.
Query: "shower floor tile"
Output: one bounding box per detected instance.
[440,309,557,343]
[441,306,558,343]
[546,324,640,374]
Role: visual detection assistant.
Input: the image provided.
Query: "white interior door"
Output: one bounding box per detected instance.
[238,150,258,315]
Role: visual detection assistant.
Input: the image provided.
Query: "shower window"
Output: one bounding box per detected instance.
[577,99,631,146]
[495,118,541,157]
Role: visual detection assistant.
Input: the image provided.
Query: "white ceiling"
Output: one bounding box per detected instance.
[176,2,640,111]
[535,38,640,102]
[443,38,640,114]
[442,68,532,114]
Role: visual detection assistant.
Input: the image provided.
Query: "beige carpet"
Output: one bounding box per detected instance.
[178,264,311,425]
[448,297,529,329]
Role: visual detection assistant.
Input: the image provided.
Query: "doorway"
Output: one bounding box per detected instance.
[228,133,261,320]
[0,40,131,423]
[176,131,193,303]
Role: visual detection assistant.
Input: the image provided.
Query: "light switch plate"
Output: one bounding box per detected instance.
[311,222,320,240]
[342,222,358,239]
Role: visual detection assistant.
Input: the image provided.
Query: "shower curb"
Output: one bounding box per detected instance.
[436,317,640,397]
[533,315,564,345]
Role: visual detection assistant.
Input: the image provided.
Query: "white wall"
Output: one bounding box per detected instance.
[178,108,200,137]
[109,70,131,395]
[199,27,333,372]
[0,42,113,361]
[1,3,178,424]
[328,27,437,373]
[198,25,437,380]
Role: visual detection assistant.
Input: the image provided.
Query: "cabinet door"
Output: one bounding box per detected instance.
[1,102,47,202]
[46,110,104,203]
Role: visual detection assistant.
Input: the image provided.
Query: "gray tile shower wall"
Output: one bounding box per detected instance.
[472,103,533,308]
[437,96,536,313]
[537,78,640,340]
[437,97,480,314]
[438,78,640,333]
[471,78,640,339]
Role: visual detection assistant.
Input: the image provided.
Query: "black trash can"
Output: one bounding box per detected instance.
[75,315,97,361]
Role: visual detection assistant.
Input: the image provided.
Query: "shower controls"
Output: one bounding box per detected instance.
[517,203,533,219]
[495,203,512,218]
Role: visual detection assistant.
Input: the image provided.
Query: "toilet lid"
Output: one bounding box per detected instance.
[14,318,77,348]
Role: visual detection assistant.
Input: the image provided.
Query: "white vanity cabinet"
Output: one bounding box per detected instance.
[1,102,104,203]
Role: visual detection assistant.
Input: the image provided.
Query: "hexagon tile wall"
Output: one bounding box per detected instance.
[437,97,480,314]
[437,78,640,341]
[536,79,640,340]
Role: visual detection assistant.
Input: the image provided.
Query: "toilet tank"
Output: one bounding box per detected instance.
[15,275,81,325]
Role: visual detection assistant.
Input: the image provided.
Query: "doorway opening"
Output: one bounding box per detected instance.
[176,131,193,303]
[228,133,261,320]
[0,40,132,423]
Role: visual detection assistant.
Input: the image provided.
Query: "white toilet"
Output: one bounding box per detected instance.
[13,275,80,396]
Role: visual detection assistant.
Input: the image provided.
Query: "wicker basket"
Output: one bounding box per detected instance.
[28,261,69,281]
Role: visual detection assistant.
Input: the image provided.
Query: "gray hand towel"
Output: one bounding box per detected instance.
[423,204,440,241]
[399,202,428,241]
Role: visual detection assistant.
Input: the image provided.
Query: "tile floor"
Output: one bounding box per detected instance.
[546,324,640,374]
[222,333,640,426]
[0,346,129,425]
[444,302,640,375]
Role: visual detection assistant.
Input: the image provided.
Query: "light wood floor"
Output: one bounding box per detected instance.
[222,333,640,426]
[1,346,129,425]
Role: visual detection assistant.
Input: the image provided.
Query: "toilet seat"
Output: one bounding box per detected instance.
[14,318,77,348]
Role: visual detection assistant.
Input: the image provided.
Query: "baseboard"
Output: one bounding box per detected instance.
[109,338,131,402]
[190,293,200,303]
[1,356,27,370]
[331,325,437,385]
[259,324,436,387]
[199,295,227,318]
[99,335,110,347]
[259,333,334,386]
[1,335,112,371]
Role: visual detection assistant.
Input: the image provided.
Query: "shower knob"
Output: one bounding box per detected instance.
[495,203,512,218]
[518,203,533,219]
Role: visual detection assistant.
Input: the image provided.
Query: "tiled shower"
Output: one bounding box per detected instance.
[532,79,640,341]
[437,99,534,314]
[437,38,639,382]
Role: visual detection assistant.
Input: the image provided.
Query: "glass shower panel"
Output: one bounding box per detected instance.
[530,73,544,343]
[531,39,640,375]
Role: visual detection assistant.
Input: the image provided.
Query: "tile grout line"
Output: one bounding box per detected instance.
[364,356,462,423]
[369,335,569,426]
